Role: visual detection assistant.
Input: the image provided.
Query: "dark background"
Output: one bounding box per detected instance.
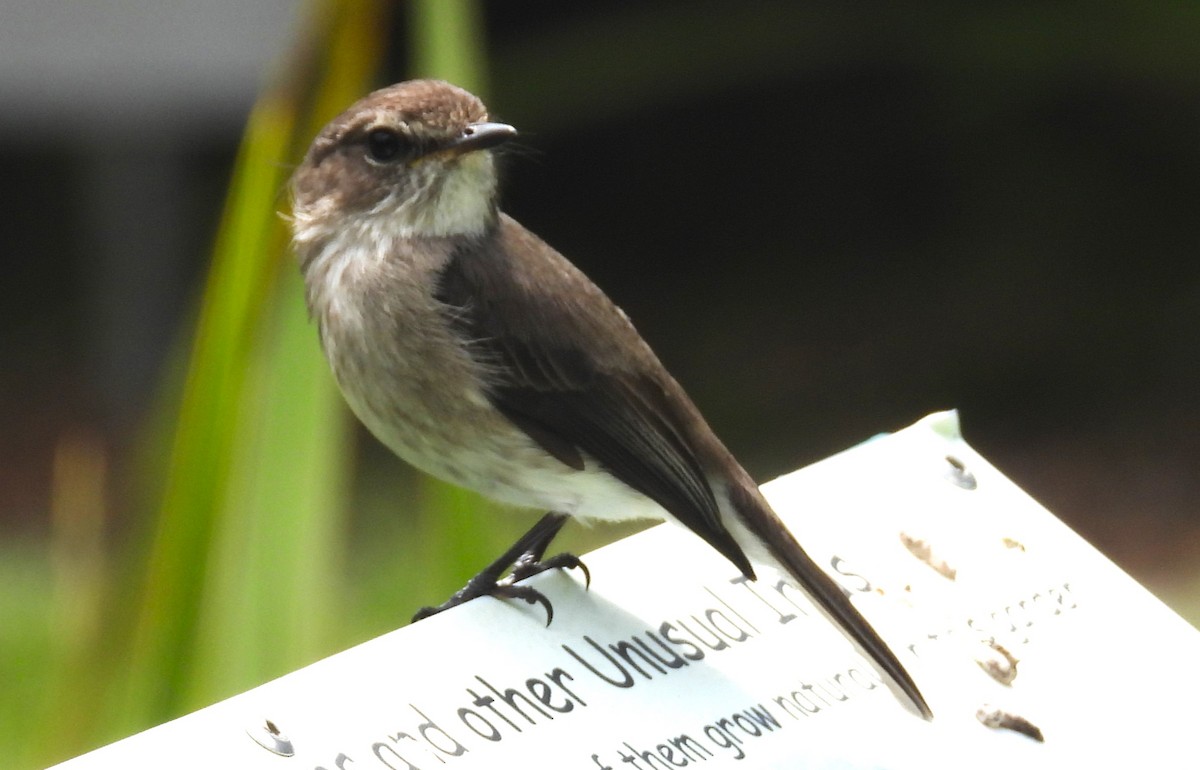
[1,1,1196,615]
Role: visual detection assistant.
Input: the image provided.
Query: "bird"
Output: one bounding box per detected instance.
[289,79,932,720]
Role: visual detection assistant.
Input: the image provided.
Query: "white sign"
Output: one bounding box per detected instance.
[52,411,1200,768]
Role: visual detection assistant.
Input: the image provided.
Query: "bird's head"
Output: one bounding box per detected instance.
[291,79,517,246]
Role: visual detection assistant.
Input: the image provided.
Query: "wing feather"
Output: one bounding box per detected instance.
[432,216,752,575]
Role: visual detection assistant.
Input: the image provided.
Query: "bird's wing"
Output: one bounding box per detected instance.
[433,216,753,577]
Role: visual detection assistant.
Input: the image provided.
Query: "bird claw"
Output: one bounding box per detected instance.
[510,551,591,589]
[491,580,558,626]
[412,552,589,627]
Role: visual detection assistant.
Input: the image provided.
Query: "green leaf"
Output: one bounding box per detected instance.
[106,0,388,737]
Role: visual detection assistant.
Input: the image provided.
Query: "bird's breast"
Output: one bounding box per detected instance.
[308,233,494,443]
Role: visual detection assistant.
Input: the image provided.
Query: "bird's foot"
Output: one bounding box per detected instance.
[509,549,591,587]
[411,512,588,626]
[411,551,589,626]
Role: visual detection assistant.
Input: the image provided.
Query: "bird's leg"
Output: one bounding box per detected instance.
[505,515,591,585]
[411,511,589,626]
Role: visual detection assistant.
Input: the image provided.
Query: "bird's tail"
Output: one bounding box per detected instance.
[727,482,933,720]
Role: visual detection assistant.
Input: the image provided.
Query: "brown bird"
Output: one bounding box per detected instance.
[290,79,931,720]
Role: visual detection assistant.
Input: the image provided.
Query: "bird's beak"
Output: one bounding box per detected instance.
[441,122,518,157]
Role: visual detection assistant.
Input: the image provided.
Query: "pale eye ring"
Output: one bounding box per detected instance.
[365,128,408,163]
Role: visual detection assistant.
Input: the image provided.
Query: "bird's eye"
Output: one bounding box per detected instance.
[365,128,409,163]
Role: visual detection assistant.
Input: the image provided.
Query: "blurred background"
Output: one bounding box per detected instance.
[1,1,1196,765]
